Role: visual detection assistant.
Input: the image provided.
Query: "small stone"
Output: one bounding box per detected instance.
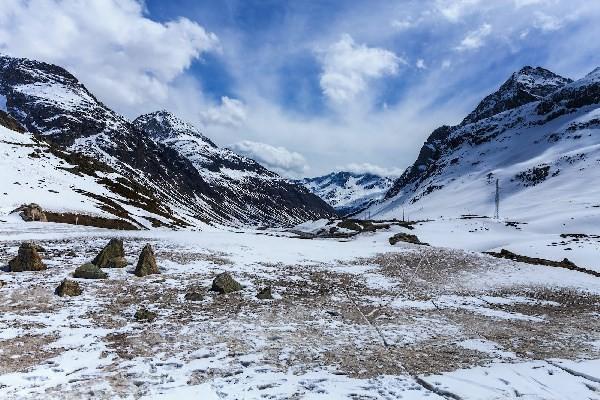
[73,263,108,279]
[92,238,127,268]
[256,287,273,300]
[134,244,159,277]
[8,242,46,272]
[184,291,204,301]
[55,279,82,297]
[211,272,242,294]
[134,308,157,322]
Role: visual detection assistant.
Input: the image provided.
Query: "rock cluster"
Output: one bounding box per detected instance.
[184,290,204,301]
[11,203,48,222]
[8,242,46,272]
[256,287,273,300]
[211,272,242,294]
[134,244,159,277]
[55,279,82,297]
[134,308,157,322]
[92,238,128,268]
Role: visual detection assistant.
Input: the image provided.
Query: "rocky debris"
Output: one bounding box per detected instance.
[256,287,273,300]
[211,272,242,294]
[134,308,157,322]
[55,279,82,297]
[73,263,108,279]
[8,242,46,272]
[485,249,600,277]
[92,238,127,268]
[184,291,204,301]
[389,232,429,246]
[10,203,47,222]
[134,244,159,277]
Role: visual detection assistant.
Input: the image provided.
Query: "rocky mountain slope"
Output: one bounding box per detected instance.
[371,66,600,224]
[297,172,393,216]
[0,55,334,226]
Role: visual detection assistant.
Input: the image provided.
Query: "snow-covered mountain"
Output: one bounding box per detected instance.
[370,66,600,226]
[0,55,334,226]
[297,172,393,216]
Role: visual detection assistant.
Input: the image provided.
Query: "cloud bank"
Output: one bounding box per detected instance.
[229,140,308,177]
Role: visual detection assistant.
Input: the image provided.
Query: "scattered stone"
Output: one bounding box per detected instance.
[73,263,108,279]
[211,272,242,294]
[55,279,82,297]
[256,287,273,300]
[8,242,47,272]
[134,244,159,277]
[92,238,128,268]
[134,308,157,322]
[389,232,429,246]
[10,203,48,222]
[184,291,204,301]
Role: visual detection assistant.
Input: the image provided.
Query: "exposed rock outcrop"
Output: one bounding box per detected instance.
[55,279,82,297]
[73,263,108,279]
[211,272,242,294]
[256,287,273,300]
[389,232,429,246]
[184,291,204,301]
[134,244,159,277]
[134,308,157,322]
[8,242,46,272]
[11,203,47,222]
[92,238,127,268]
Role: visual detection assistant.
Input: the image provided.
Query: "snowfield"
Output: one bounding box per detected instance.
[0,220,598,399]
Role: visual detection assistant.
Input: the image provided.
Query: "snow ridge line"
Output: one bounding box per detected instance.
[546,360,600,384]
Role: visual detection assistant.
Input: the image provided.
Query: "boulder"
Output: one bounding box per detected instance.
[73,263,108,279]
[134,244,159,277]
[211,272,242,294]
[55,279,82,297]
[11,203,48,222]
[256,287,273,300]
[8,242,46,272]
[92,238,128,268]
[389,232,429,246]
[134,308,157,322]
[184,291,204,301]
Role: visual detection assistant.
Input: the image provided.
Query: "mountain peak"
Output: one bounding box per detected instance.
[134,110,216,147]
[462,66,572,125]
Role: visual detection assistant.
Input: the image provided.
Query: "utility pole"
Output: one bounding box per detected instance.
[494,178,500,219]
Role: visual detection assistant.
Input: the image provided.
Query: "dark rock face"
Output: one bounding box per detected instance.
[8,242,46,272]
[0,55,335,226]
[211,272,242,294]
[73,263,108,279]
[134,308,157,322]
[11,203,48,222]
[92,239,127,268]
[134,244,159,277]
[389,232,428,246]
[0,110,26,133]
[55,279,82,297]
[256,287,273,300]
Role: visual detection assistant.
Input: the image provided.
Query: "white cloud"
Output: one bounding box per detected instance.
[436,0,481,22]
[416,59,427,69]
[318,34,404,103]
[534,12,563,32]
[0,0,219,115]
[455,23,492,51]
[391,19,414,31]
[342,163,404,177]
[201,96,247,127]
[229,140,308,176]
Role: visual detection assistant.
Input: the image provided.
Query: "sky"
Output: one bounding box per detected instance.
[0,0,599,177]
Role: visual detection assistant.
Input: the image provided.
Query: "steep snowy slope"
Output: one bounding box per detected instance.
[371,66,600,228]
[133,111,335,224]
[0,122,183,229]
[297,172,393,215]
[0,55,334,226]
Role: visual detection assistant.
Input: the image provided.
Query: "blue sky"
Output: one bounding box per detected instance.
[1,0,599,176]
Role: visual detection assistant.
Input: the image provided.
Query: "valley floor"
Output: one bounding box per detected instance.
[0,219,599,399]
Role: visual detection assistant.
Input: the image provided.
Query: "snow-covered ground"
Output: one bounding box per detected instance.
[0,219,598,399]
